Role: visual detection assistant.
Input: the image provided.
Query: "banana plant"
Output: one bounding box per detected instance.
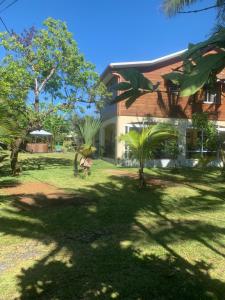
[163,28,225,97]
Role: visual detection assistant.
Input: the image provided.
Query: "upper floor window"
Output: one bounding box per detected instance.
[204,90,219,104]
[202,84,221,104]
[167,81,180,95]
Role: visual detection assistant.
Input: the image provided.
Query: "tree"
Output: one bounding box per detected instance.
[73,116,101,176]
[163,0,225,26]
[44,113,69,151]
[0,18,107,175]
[120,123,177,188]
[0,99,28,174]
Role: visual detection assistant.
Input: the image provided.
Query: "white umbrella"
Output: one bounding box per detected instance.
[30,130,52,136]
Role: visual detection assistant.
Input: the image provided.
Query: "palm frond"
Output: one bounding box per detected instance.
[163,0,204,16]
[76,116,101,146]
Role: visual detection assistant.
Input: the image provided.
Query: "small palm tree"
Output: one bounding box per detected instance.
[74,116,101,176]
[120,123,177,188]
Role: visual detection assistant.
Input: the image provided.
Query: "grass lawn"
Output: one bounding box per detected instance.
[0,152,225,299]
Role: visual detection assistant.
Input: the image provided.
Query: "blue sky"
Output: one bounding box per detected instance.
[0,0,217,74]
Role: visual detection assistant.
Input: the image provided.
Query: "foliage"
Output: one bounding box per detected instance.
[43,113,69,149]
[113,69,160,108]
[192,112,218,151]
[76,116,101,146]
[73,116,101,176]
[154,139,180,159]
[120,123,177,187]
[0,17,108,174]
[163,0,225,26]
[62,140,74,153]
[163,28,225,97]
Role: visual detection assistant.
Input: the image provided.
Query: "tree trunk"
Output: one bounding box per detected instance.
[10,138,23,176]
[74,151,79,176]
[139,161,146,188]
[34,94,39,113]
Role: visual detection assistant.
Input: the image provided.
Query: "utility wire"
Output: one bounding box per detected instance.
[0,0,8,7]
[0,14,11,34]
[0,0,19,14]
[0,0,20,34]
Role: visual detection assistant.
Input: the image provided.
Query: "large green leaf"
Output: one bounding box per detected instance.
[113,89,135,103]
[163,72,183,85]
[125,91,143,108]
[113,81,132,91]
[185,29,225,59]
[180,52,225,96]
[118,69,154,91]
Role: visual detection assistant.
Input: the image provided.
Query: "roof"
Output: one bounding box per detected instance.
[101,49,187,83]
[30,130,52,136]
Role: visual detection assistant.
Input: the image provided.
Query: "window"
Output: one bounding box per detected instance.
[124,123,179,160]
[124,125,143,159]
[167,81,180,95]
[186,128,217,159]
[204,90,218,104]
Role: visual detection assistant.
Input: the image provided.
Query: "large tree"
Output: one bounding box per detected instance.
[0,18,107,175]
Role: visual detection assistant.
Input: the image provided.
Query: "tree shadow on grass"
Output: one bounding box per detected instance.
[0,176,225,299]
[21,157,72,171]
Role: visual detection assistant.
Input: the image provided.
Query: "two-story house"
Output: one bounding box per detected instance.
[99,50,225,167]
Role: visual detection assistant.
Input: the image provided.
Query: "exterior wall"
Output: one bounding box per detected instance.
[115,59,225,121]
[115,115,225,167]
[100,53,225,167]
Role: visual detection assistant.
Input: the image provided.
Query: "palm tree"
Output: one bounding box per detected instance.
[120,123,177,188]
[74,116,101,176]
[163,0,225,25]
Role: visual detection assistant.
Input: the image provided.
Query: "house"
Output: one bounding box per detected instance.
[99,50,225,167]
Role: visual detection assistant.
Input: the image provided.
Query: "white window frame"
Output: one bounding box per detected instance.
[203,90,218,104]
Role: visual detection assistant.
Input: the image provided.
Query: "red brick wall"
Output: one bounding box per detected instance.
[114,57,225,121]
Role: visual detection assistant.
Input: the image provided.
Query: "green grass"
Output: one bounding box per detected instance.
[0,152,225,299]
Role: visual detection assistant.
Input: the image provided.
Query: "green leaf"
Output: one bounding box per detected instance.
[125,91,143,108]
[118,69,154,91]
[180,52,225,96]
[113,89,135,103]
[113,81,131,91]
[185,29,225,59]
[163,72,183,85]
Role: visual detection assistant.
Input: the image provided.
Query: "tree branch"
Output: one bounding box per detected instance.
[38,67,56,93]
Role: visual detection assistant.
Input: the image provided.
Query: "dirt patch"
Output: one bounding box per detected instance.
[106,169,138,178]
[106,169,178,187]
[3,182,90,210]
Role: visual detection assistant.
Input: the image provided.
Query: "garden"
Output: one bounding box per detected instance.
[1,1,225,299]
[0,153,225,299]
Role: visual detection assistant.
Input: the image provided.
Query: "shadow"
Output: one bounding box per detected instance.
[21,157,72,171]
[0,178,20,189]
[0,174,225,299]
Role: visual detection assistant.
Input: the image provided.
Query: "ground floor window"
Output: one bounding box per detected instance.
[186,128,218,159]
[124,123,179,160]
